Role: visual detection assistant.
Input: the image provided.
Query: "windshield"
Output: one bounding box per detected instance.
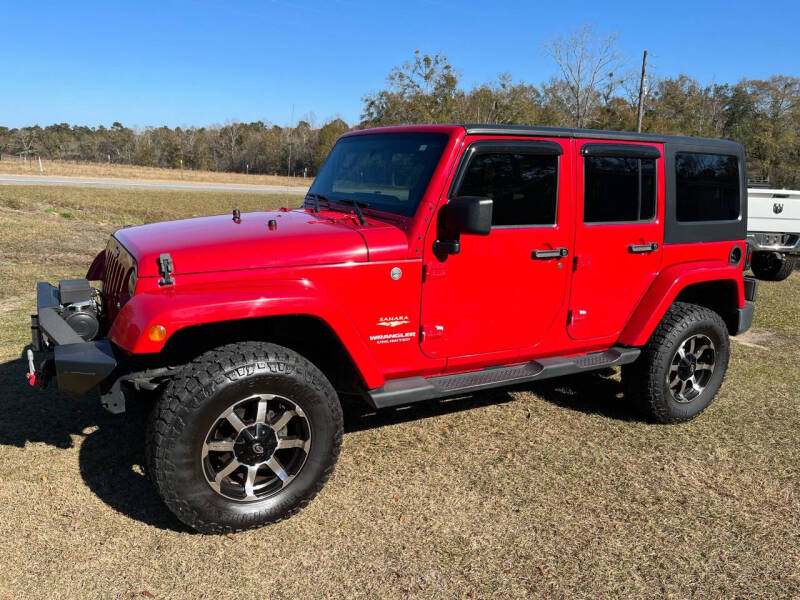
[308,132,449,217]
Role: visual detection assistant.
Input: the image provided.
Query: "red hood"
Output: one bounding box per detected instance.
[114,209,409,277]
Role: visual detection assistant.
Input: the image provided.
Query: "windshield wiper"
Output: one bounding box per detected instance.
[305,192,328,213]
[311,194,369,225]
[338,198,369,225]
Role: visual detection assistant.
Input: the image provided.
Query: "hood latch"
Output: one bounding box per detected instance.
[158,253,175,286]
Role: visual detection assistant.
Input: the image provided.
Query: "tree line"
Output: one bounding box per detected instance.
[0,118,351,178]
[361,42,800,188]
[2,27,799,186]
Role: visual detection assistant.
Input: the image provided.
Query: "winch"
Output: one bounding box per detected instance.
[54,279,102,342]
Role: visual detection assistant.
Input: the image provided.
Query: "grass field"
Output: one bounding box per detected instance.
[0,157,308,187]
[0,185,798,599]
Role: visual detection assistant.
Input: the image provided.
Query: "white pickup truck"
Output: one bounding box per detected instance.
[747,188,800,281]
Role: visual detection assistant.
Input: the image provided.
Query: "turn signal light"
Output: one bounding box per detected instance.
[148,324,167,342]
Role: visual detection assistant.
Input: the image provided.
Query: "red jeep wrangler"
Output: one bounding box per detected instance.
[26,124,758,533]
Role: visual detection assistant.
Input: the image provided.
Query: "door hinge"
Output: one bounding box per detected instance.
[572,255,591,271]
[423,264,447,282]
[421,324,444,341]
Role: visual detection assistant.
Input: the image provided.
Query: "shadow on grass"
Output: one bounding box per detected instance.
[341,387,517,433]
[0,352,100,449]
[524,368,646,423]
[0,352,190,533]
[0,353,642,533]
[341,368,645,431]
[77,396,194,533]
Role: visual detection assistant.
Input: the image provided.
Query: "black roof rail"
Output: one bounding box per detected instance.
[459,123,742,149]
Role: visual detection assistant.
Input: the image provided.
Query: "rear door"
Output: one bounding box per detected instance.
[568,141,664,341]
[420,137,573,359]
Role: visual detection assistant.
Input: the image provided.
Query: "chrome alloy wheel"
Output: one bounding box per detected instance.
[201,394,311,501]
[666,334,716,403]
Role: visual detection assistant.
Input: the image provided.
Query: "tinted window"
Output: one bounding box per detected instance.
[584,156,656,223]
[675,153,740,222]
[309,133,448,217]
[456,152,558,226]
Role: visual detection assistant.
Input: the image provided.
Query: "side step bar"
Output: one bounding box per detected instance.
[367,346,640,409]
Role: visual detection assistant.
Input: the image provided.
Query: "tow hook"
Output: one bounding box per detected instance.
[25,349,52,389]
[25,349,39,386]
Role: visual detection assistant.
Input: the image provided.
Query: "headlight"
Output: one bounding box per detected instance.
[127,266,137,297]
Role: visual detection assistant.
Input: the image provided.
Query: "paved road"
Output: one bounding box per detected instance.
[0,174,309,195]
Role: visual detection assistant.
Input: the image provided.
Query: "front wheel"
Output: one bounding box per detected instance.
[622,302,730,424]
[146,341,343,533]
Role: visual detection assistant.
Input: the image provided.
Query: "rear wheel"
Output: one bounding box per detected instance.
[751,251,795,281]
[623,302,729,423]
[146,341,342,533]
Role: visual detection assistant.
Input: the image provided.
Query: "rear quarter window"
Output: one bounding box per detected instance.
[676,153,740,222]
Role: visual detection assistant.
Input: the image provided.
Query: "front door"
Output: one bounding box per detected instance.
[568,140,664,341]
[420,138,573,360]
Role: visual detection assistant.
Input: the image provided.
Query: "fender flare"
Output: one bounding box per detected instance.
[108,279,385,388]
[618,261,745,347]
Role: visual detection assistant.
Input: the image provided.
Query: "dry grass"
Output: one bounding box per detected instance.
[0,185,798,599]
[0,184,296,232]
[0,157,309,187]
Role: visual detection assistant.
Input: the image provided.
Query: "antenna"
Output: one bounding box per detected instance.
[286,103,295,212]
[636,50,648,133]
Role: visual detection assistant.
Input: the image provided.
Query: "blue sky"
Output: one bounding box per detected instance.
[1,0,797,129]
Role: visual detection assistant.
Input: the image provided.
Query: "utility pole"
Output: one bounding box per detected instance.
[636,50,648,132]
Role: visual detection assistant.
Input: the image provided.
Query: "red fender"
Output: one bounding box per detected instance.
[618,261,745,347]
[108,279,385,388]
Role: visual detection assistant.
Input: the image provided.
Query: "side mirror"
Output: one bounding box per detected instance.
[434,196,493,257]
[443,196,493,236]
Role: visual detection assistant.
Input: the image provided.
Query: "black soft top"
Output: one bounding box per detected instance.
[461,123,746,245]
[460,123,743,152]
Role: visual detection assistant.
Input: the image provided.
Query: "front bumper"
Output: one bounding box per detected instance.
[747,232,800,255]
[30,281,117,397]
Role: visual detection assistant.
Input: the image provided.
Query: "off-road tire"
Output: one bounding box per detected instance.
[622,302,729,424]
[751,251,795,281]
[146,341,343,534]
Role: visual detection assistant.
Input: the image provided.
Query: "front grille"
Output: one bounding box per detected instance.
[102,237,135,321]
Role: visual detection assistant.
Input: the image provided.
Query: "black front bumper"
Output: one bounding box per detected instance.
[31,281,117,397]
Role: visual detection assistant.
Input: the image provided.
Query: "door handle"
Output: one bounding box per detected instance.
[628,242,659,253]
[532,247,569,259]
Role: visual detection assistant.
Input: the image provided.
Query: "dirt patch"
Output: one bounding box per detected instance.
[0,296,29,314]
[732,329,775,350]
